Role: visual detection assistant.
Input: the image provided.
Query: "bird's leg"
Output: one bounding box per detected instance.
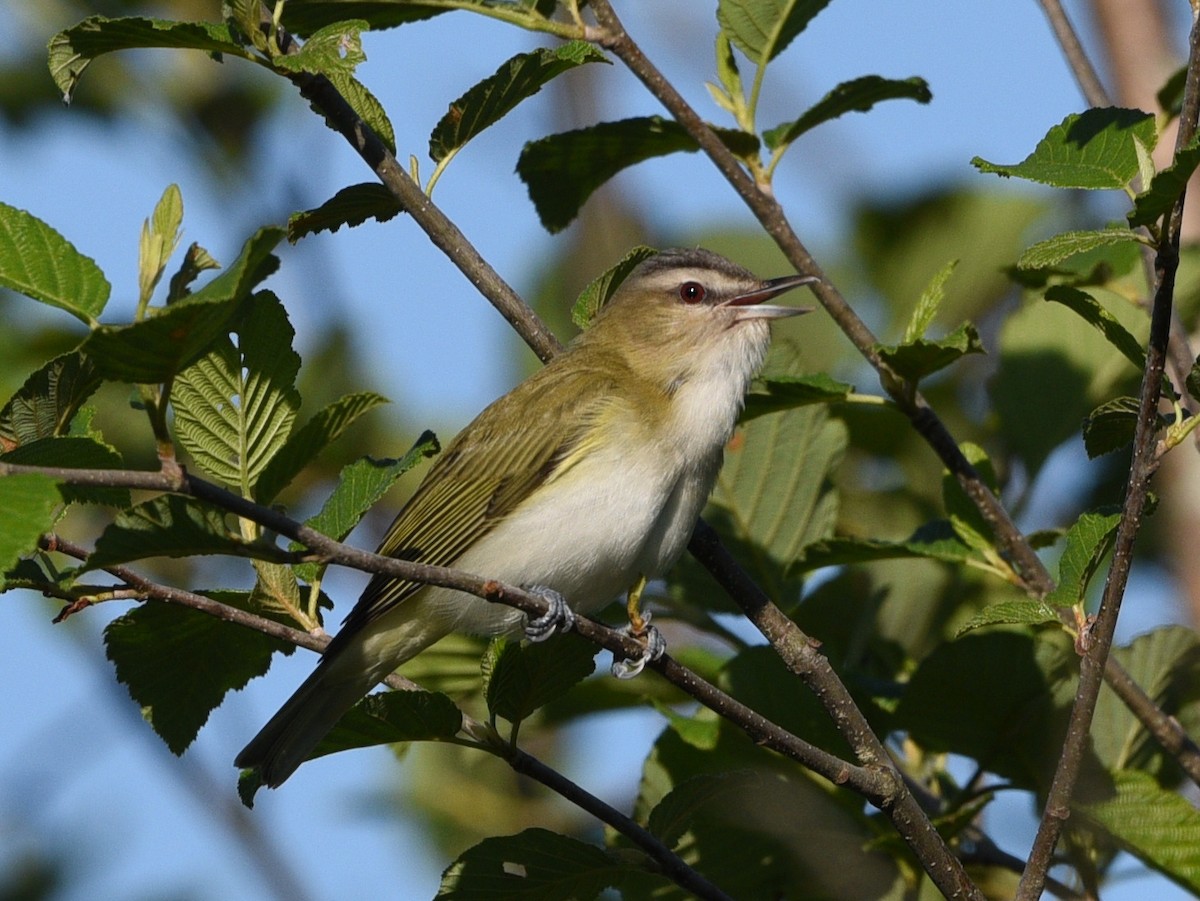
[611,575,666,679]
[522,585,575,642]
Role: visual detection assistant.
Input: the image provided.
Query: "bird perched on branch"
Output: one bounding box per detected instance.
[236,247,814,787]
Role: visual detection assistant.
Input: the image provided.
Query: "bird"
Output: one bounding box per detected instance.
[235,247,814,787]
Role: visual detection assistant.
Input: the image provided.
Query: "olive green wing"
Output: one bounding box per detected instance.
[335,363,618,640]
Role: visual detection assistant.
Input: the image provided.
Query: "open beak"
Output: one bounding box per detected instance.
[725,274,818,320]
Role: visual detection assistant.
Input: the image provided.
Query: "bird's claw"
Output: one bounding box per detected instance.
[523,585,575,642]
[611,611,666,679]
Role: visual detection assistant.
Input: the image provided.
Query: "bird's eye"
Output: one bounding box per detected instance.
[678,281,706,304]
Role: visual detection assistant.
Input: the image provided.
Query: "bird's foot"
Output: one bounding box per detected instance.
[611,611,666,679]
[523,585,575,642]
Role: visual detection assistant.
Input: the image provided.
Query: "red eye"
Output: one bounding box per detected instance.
[679,281,706,304]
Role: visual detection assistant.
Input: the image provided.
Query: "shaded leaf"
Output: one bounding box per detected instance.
[104,591,292,755]
[0,352,101,451]
[876,321,984,383]
[764,75,931,150]
[1,436,128,507]
[438,828,624,900]
[172,292,301,491]
[941,442,1000,554]
[1129,139,1200,227]
[484,634,596,725]
[570,245,657,329]
[430,42,608,163]
[1044,285,1146,370]
[517,117,758,233]
[287,183,404,242]
[972,108,1156,190]
[793,519,976,575]
[0,201,110,325]
[955,601,1062,636]
[1083,396,1159,459]
[1017,228,1148,270]
[85,494,288,570]
[1045,508,1120,606]
[742,373,855,421]
[717,0,833,64]
[0,474,61,574]
[308,68,397,153]
[313,688,463,759]
[281,1,447,37]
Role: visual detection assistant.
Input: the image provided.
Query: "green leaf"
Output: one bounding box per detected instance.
[81,227,283,383]
[1,436,128,507]
[764,75,931,150]
[941,443,1001,554]
[716,0,833,64]
[313,689,462,760]
[903,258,958,344]
[742,373,855,421]
[437,828,625,900]
[292,432,439,583]
[166,242,222,303]
[281,1,446,37]
[287,183,404,242]
[792,519,976,575]
[48,16,248,102]
[517,117,759,233]
[1082,396,1159,459]
[255,391,388,504]
[138,184,184,306]
[309,68,398,153]
[1044,508,1121,607]
[955,601,1062,636]
[1129,139,1200,227]
[876,321,984,383]
[271,19,368,78]
[0,474,61,574]
[972,107,1157,190]
[0,352,101,451]
[484,634,596,726]
[1017,228,1149,270]
[429,42,609,163]
[1075,770,1200,893]
[172,292,301,492]
[104,592,293,755]
[1044,285,1146,370]
[1188,356,1200,404]
[0,201,110,325]
[85,494,287,570]
[570,245,657,329]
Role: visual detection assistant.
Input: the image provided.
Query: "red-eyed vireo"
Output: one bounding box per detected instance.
[236,247,814,787]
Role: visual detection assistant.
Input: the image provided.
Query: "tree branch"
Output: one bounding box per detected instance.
[1016,13,1200,900]
[1036,0,1112,107]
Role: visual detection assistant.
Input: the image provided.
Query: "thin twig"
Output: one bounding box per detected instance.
[1016,14,1200,901]
[1036,0,1112,107]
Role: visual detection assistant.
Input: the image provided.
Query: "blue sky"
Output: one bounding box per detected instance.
[0,2,1193,899]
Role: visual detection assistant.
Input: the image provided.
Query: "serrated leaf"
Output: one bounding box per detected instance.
[104,592,292,755]
[438,828,624,900]
[81,227,283,384]
[903,258,958,344]
[1044,285,1146,370]
[876,321,984,383]
[313,689,463,760]
[430,42,608,163]
[308,69,397,154]
[1017,228,1149,270]
[1,436,128,507]
[0,352,101,451]
[955,601,1062,636]
[287,183,404,242]
[716,0,833,65]
[517,117,759,233]
[484,634,596,725]
[972,108,1157,190]
[570,245,657,329]
[255,391,388,504]
[1129,140,1200,227]
[647,771,746,848]
[173,292,301,491]
[792,519,976,574]
[271,19,367,78]
[1082,396,1159,458]
[139,184,183,306]
[0,201,110,325]
[1044,508,1121,607]
[741,373,855,421]
[85,494,287,570]
[764,75,931,150]
[1075,770,1200,893]
[292,430,440,583]
[0,474,61,574]
[48,16,248,102]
